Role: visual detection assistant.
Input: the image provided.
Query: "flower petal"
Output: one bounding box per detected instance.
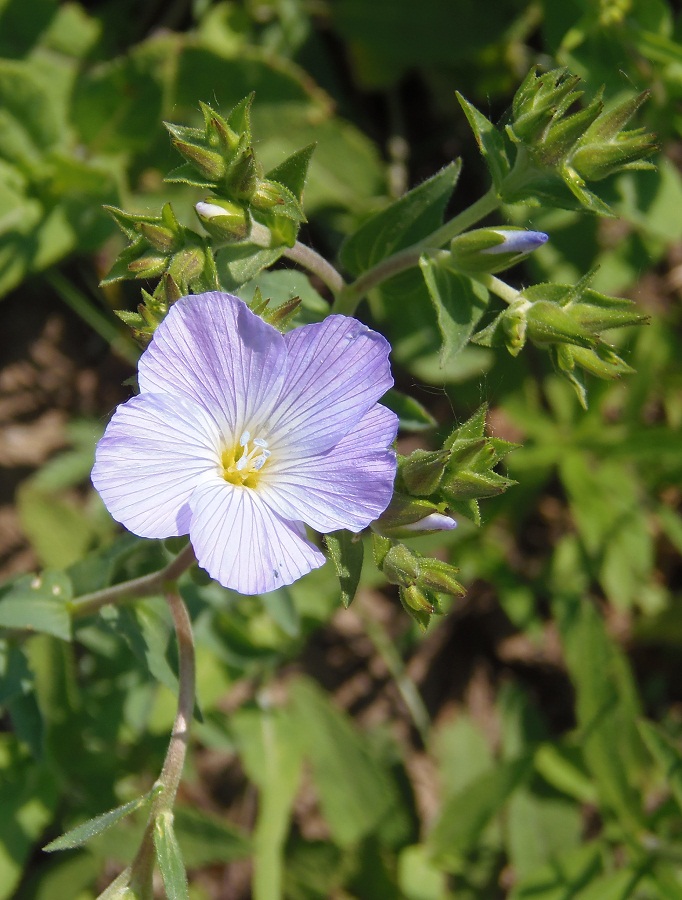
[138,292,287,437]
[189,481,325,594]
[260,403,398,532]
[92,393,221,538]
[266,315,393,456]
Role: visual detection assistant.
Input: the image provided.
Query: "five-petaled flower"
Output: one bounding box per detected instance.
[92,292,398,594]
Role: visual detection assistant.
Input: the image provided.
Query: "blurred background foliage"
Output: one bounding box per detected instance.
[1,0,682,897]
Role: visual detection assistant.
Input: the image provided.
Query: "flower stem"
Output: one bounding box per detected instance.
[128,587,196,896]
[248,221,346,296]
[478,273,523,305]
[332,187,501,316]
[69,542,196,620]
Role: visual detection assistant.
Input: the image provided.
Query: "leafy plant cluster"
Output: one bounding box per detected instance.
[1,0,682,898]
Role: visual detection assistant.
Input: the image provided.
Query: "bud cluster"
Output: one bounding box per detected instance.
[373,535,464,630]
[165,96,307,246]
[473,275,648,407]
[503,67,656,214]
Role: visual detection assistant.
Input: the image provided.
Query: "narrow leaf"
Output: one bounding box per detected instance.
[44,791,155,851]
[154,810,189,900]
[456,93,510,188]
[638,719,682,814]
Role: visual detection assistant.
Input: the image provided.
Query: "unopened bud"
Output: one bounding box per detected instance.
[418,558,465,596]
[401,449,450,495]
[168,247,206,289]
[127,254,168,279]
[381,543,421,588]
[135,222,178,254]
[449,228,547,274]
[170,139,225,182]
[227,150,260,200]
[502,298,530,355]
[195,200,250,242]
[401,584,435,614]
[526,300,595,347]
[373,493,455,539]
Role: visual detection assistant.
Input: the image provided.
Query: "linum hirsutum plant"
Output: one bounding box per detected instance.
[40,68,654,897]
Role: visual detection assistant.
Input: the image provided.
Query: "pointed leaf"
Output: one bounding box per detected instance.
[324,531,364,608]
[382,389,437,432]
[638,719,682,814]
[44,791,156,851]
[456,93,510,188]
[420,257,489,365]
[266,144,316,202]
[154,811,189,900]
[340,161,461,275]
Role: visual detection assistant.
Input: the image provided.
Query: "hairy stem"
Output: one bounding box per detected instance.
[128,588,196,896]
[332,187,500,315]
[478,273,523,305]
[248,222,346,296]
[69,542,196,619]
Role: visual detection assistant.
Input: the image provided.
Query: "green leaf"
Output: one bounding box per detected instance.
[172,806,250,867]
[0,736,59,899]
[0,572,72,641]
[638,719,682,814]
[456,93,510,188]
[231,705,303,900]
[261,588,301,638]
[551,538,646,833]
[428,753,534,867]
[44,791,155,852]
[324,531,364,608]
[420,258,489,365]
[340,161,461,275]
[382,389,437,432]
[154,810,189,900]
[290,679,399,847]
[0,642,33,705]
[509,843,602,900]
[95,867,134,900]
[16,482,98,569]
[560,455,653,611]
[216,243,284,291]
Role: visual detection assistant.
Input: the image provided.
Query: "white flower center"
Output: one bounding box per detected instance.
[221,430,271,488]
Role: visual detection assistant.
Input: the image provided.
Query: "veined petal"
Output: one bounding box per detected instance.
[189,481,325,594]
[138,292,287,436]
[266,315,393,457]
[92,393,222,538]
[259,404,398,532]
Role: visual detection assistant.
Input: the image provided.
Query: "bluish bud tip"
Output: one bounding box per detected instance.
[401,513,457,533]
[485,230,549,256]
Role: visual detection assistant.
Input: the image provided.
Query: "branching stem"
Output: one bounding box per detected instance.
[128,587,196,896]
[69,542,196,619]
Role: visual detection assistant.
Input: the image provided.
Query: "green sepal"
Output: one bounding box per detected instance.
[165,162,219,189]
[400,450,450,495]
[324,530,364,608]
[266,144,316,203]
[251,178,306,223]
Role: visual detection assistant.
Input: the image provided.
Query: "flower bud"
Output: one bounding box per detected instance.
[135,222,178,254]
[381,543,421,588]
[417,558,465,596]
[502,298,530,355]
[401,584,435,614]
[167,246,206,289]
[449,228,548,274]
[227,150,260,200]
[169,139,226,182]
[525,300,596,347]
[126,254,168,279]
[195,200,251,242]
[373,493,455,539]
[401,449,450,495]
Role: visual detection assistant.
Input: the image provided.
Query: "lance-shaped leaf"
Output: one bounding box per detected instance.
[44,789,158,851]
[324,530,364,608]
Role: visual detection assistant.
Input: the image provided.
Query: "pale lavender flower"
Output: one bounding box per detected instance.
[92,292,398,594]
